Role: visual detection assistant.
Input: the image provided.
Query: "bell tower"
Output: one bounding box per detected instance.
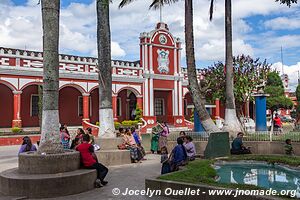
[140,23,184,127]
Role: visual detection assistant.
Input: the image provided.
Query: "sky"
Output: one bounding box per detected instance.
[0,0,299,91]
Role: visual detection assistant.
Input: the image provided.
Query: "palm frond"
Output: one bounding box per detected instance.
[209,0,214,21]
[118,0,135,8]
[275,0,297,7]
[149,0,179,10]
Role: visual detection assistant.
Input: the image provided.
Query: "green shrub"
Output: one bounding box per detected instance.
[114,121,121,130]
[11,127,22,134]
[121,120,139,128]
[190,109,194,122]
[135,106,143,122]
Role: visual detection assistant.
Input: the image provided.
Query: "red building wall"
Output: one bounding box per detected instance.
[0,84,13,128]
[154,90,172,123]
[90,88,99,124]
[153,80,173,89]
[21,85,39,127]
[152,47,175,75]
[59,87,82,126]
[184,93,193,120]
[0,135,40,146]
[151,31,176,76]
[220,103,225,119]
[117,90,127,122]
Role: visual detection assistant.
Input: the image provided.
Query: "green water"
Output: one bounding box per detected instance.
[216,163,300,198]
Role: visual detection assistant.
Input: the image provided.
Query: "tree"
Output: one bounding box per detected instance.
[296,84,300,102]
[210,0,242,135]
[295,84,300,124]
[202,55,271,117]
[275,0,297,6]
[119,0,219,133]
[97,0,115,137]
[265,71,293,115]
[39,0,63,153]
[38,85,43,129]
[184,0,219,132]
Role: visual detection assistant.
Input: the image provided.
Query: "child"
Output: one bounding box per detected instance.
[161,146,171,174]
[285,139,294,155]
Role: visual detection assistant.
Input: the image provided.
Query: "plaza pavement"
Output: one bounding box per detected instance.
[0,145,172,200]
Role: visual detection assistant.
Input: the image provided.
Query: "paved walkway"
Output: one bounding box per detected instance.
[0,146,171,200]
[0,145,19,173]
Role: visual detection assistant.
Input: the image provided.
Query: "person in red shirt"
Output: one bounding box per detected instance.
[76,134,108,187]
[274,114,282,128]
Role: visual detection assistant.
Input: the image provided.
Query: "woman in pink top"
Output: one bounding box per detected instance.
[158,122,169,154]
[184,135,196,161]
[60,126,70,149]
[123,129,140,162]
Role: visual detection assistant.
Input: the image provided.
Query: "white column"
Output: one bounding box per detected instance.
[16,58,20,67]
[172,90,175,116]
[174,48,177,75]
[144,79,149,116]
[174,80,178,115]
[145,44,148,71]
[149,78,154,116]
[178,80,183,116]
[142,45,145,70]
[178,49,181,73]
[149,45,153,73]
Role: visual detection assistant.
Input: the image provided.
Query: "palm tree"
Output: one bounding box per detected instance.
[39,0,63,153]
[210,0,242,135]
[97,0,115,137]
[119,0,219,133]
[275,0,297,6]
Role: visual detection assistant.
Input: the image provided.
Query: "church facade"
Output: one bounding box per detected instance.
[0,23,220,132]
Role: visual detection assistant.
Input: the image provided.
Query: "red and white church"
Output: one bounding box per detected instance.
[0,23,221,133]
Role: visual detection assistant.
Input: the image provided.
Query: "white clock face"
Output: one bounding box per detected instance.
[159,34,167,45]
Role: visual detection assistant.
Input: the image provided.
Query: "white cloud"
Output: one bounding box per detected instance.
[0,0,125,58]
[272,62,300,91]
[111,42,126,58]
[198,38,254,61]
[0,0,290,61]
[0,0,299,86]
[265,16,300,30]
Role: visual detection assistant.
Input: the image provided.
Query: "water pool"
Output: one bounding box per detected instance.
[215,162,300,198]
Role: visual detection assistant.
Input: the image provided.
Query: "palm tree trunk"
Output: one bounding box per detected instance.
[224,0,242,135]
[97,0,115,137]
[185,0,219,133]
[39,0,63,153]
[38,85,43,130]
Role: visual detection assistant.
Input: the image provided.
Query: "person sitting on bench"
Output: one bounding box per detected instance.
[76,134,108,187]
[231,132,251,155]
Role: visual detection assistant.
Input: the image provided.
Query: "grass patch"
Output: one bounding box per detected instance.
[158,160,217,184]
[224,154,300,167]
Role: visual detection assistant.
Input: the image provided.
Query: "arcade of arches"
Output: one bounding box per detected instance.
[0,82,144,128]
